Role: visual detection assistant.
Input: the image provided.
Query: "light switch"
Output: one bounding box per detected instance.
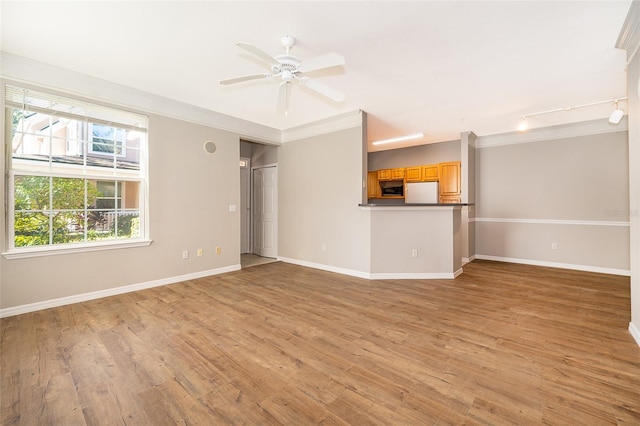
[229,204,237,212]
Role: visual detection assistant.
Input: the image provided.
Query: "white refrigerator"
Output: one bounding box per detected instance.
[405,182,439,204]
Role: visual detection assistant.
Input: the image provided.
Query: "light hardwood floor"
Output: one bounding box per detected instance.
[241,253,279,269]
[1,260,639,425]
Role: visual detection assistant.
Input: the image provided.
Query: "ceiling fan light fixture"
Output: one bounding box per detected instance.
[372,132,424,146]
[220,35,346,112]
[281,69,294,82]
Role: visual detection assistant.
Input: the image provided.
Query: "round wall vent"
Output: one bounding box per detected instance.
[203,140,217,154]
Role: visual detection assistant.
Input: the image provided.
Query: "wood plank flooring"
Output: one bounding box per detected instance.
[1,260,639,425]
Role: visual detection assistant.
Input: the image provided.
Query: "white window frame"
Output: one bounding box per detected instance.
[3,83,151,259]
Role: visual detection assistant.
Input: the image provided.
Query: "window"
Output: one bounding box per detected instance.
[4,84,149,257]
[89,124,126,157]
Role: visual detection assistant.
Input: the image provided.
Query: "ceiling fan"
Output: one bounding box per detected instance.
[220,35,346,114]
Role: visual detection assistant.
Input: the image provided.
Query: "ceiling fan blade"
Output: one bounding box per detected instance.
[299,77,345,102]
[219,74,270,85]
[299,52,345,73]
[237,42,279,67]
[277,82,290,115]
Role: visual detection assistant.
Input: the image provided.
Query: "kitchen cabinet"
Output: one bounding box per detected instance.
[440,196,461,204]
[377,169,391,180]
[378,168,405,181]
[390,168,405,180]
[369,161,461,203]
[421,164,439,182]
[405,166,422,182]
[400,164,438,182]
[438,161,461,203]
[367,171,380,198]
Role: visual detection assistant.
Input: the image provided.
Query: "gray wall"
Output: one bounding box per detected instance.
[278,124,371,274]
[618,1,639,341]
[631,20,640,345]
[475,129,630,273]
[240,140,278,166]
[1,113,241,308]
[251,142,278,166]
[369,207,461,276]
[368,139,460,170]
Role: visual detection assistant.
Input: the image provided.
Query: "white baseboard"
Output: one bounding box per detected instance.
[462,255,477,264]
[277,256,371,279]
[630,322,640,348]
[369,272,458,279]
[0,264,241,318]
[475,255,631,276]
[278,256,461,280]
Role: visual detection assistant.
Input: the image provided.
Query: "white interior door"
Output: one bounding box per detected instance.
[252,165,278,258]
[240,157,250,254]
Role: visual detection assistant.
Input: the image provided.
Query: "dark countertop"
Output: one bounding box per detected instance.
[359,203,471,207]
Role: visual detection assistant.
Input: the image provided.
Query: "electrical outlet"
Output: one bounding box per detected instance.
[412,249,418,257]
[182,250,189,259]
[551,243,558,250]
[197,248,203,257]
[216,246,221,254]
[322,243,327,251]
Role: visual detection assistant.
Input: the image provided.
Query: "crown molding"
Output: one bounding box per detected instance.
[461,131,477,148]
[475,117,628,149]
[0,52,281,144]
[616,0,640,54]
[280,109,363,143]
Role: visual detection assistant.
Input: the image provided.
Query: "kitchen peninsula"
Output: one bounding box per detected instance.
[359,203,464,279]
[364,133,476,279]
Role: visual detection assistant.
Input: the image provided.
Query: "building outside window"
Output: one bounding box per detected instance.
[4,84,148,256]
[89,123,127,157]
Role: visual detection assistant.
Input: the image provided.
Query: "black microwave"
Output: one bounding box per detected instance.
[381,185,404,196]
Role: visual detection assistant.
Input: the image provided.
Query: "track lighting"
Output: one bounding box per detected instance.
[517,117,528,132]
[517,97,627,131]
[608,101,625,124]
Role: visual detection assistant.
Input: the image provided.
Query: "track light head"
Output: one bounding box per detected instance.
[518,117,528,132]
[609,101,624,124]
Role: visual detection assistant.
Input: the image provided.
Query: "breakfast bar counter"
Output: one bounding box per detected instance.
[359,204,464,279]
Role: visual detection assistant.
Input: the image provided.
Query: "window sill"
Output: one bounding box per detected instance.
[2,239,153,260]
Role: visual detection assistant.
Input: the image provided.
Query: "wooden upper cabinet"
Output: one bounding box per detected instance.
[378,168,405,181]
[377,169,392,180]
[421,164,439,182]
[390,168,405,180]
[405,166,422,182]
[371,161,461,203]
[438,161,461,202]
[404,164,438,182]
[367,171,380,199]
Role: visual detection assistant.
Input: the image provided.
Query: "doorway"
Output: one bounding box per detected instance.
[252,165,278,258]
[240,157,251,254]
[239,141,279,267]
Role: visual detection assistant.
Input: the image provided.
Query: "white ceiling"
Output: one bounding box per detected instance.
[0,1,632,151]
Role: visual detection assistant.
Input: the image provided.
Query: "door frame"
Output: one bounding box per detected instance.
[251,163,278,258]
[240,157,251,254]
